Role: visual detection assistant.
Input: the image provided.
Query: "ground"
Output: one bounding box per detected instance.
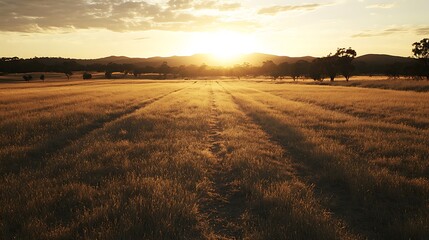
[0,79,428,239]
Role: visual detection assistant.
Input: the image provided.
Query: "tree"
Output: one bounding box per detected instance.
[22,74,32,81]
[40,74,45,81]
[261,60,278,79]
[158,62,170,79]
[64,70,73,80]
[83,72,92,79]
[385,62,403,79]
[291,60,310,81]
[309,58,324,81]
[277,62,290,79]
[336,47,357,81]
[321,54,338,81]
[62,61,78,80]
[412,38,429,79]
[105,71,113,79]
[232,62,251,79]
[133,68,143,78]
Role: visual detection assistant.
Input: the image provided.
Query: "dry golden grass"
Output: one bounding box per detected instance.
[0,79,428,239]
[269,77,429,92]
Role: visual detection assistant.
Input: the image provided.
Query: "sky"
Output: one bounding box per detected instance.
[0,0,428,59]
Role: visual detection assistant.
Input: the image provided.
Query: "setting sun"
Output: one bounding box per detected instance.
[185,31,258,62]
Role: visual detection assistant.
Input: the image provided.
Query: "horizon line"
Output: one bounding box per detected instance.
[1,52,414,61]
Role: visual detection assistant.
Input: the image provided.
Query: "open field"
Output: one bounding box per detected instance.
[0,79,428,239]
[269,76,429,92]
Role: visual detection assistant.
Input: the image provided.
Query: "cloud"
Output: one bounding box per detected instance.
[415,27,429,35]
[258,3,324,15]
[352,27,408,38]
[212,3,241,11]
[134,37,149,40]
[366,3,395,9]
[352,26,429,38]
[0,0,244,33]
[168,0,241,11]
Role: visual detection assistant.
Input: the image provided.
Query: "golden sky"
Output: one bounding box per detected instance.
[0,0,428,59]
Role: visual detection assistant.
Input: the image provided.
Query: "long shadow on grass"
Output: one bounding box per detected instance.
[0,86,189,175]
[227,91,428,239]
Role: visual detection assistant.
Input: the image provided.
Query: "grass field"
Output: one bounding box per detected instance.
[0,79,428,239]
[270,76,429,92]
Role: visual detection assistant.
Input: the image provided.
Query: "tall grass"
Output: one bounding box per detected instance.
[224,81,429,239]
[0,79,428,239]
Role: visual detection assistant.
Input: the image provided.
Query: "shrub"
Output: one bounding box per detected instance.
[83,72,92,80]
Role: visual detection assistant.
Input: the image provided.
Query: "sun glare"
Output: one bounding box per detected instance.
[185,31,257,63]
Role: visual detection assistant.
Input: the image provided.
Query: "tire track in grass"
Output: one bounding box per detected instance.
[198,83,245,240]
[0,80,103,90]
[1,84,191,174]
[217,81,359,240]
[244,86,429,131]
[289,97,429,130]
[221,82,429,239]
[0,81,133,105]
[0,83,169,120]
[232,86,429,179]
[220,82,374,239]
[0,91,118,122]
[216,82,295,173]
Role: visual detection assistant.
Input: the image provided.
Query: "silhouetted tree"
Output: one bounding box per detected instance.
[277,62,290,79]
[40,74,45,81]
[309,58,325,81]
[412,38,429,79]
[122,64,134,77]
[105,71,113,79]
[83,72,92,79]
[61,61,75,80]
[158,62,170,79]
[232,62,251,79]
[291,60,310,80]
[336,47,357,81]
[198,64,208,77]
[133,68,143,77]
[22,74,32,81]
[261,60,278,79]
[64,70,73,80]
[320,54,338,81]
[385,62,403,79]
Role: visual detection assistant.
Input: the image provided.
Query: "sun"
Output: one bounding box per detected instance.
[185,31,257,63]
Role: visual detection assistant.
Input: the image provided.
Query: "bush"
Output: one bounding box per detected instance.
[83,72,92,80]
[22,74,32,81]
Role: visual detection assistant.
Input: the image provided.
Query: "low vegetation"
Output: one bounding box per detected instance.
[2,38,429,82]
[0,79,428,239]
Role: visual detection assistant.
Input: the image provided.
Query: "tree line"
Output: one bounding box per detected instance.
[1,38,428,81]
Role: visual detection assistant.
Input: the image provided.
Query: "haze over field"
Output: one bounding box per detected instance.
[1,0,428,59]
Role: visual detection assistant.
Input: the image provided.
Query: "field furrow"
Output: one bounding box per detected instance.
[1,82,207,239]
[213,82,357,239]
[222,81,429,239]
[0,83,190,175]
[231,83,429,179]
[1,80,428,239]
[197,83,245,239]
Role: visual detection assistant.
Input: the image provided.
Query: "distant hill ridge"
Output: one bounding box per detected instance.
[354,54,413,65]
[82,53,316,67]
[11,53,414,67]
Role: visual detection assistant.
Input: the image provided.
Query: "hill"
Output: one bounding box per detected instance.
[355,54,414,65]
[77,53,315,67]
[78,53,415,68]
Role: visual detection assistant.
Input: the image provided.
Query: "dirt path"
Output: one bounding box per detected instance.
[198,83,245,239]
